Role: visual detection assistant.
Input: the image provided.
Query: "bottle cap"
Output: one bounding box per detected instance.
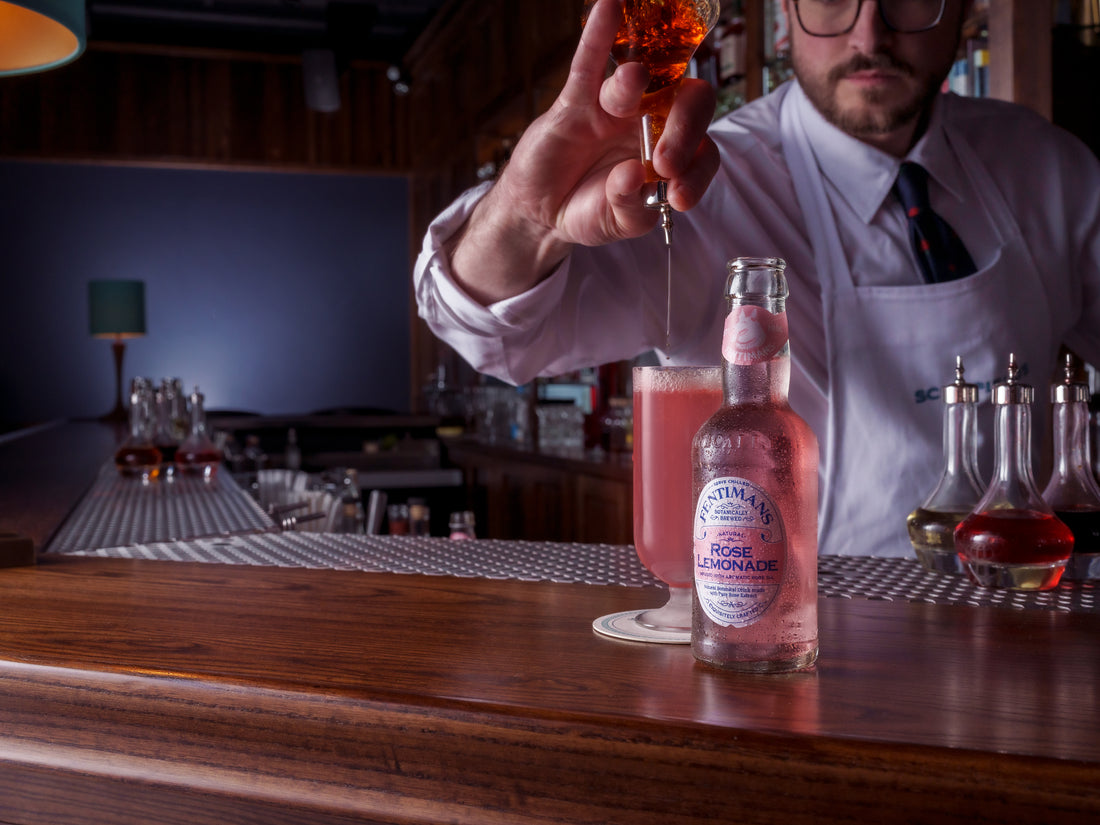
[725,256,788,303]
[943,355,978,405]
[992,353,1032,405]
[1051,352,1090,404]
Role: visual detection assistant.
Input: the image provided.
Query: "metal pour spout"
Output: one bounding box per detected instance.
[646,180,673,247]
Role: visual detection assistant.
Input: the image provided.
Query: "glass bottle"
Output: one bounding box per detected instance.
[242,434,268,497]
[449,510,476,540]
[153,383,182,473]
[175,386,222,480]
[1042,353,1100,581]
[284,427,302,472]
[387,503,410,535]
[955,354,1073,590]
[906,356,985,573]
[114,385,162,481]
[165,378,189,442]
[691,256,819,672]
[408,497,431,536]
[338,469,365,534]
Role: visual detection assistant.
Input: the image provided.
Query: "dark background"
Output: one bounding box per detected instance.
[0,160,410,427]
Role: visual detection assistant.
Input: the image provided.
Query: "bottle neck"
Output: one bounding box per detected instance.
[129,394,154,441]
[928,400,985,506]
[989,400,1040,504]
[189,397,207,436]
[723,343,790,406]
[1046,398,1100,504]
[721,292,790,406]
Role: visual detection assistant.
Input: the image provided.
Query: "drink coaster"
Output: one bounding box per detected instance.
[592,610,690,644]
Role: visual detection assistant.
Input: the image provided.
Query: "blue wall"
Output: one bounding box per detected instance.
[0,161,410,426]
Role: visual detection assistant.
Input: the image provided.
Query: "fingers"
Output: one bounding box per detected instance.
[562,0,622,107]
[653,78,717,179]
[598,62,649,119]
[667,134,721,212]
[605,160,662,239]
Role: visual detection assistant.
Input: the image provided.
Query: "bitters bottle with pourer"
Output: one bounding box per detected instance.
[114,383,162,482]
[955,354,1073,590]
[175,386,221,480]
[1042,353,1100,580]
[593,0,720,246]
[907,356,985,573]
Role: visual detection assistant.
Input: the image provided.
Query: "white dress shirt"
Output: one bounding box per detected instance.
[414,79,1100,556]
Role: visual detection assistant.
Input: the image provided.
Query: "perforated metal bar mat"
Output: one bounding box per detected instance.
[44,466,1099,611]
[58,533,661,587]
[47,464,275,554]
[817,556,1098,613]
[46,532,1097,611]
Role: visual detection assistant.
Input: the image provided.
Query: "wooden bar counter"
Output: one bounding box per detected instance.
[0,423,1098,824]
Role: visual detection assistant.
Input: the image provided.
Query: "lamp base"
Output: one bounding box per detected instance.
[98,402,128,424]
[99,338,128,425]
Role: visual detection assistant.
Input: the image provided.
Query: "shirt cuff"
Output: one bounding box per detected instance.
[414,182,570,337]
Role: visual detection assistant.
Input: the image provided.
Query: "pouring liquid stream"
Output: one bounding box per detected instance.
[666,244,672,352]
[603,0,720,356]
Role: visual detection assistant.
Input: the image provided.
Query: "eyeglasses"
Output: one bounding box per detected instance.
[791,0,947,37]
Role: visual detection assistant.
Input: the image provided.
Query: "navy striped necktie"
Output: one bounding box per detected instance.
[893,161,977,284]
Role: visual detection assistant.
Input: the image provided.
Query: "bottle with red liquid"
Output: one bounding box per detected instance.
[955,354,1073,590]
[175,386,222,480]
[153,381,183,475]
[114,384,162,482]
[691,257,819,672]
[906,356,985,574]
[1041,353,1100,581]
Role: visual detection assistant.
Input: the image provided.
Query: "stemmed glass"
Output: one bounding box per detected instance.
[595,365,722,643]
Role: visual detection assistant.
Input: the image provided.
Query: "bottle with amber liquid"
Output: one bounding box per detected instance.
[153,382,183,475]
[955,354,1073,590]
[1041,354,1100,581]
[605,0,720,182]
[906,356,985,573]
[691,257,819,672]
[584,0,719,243]
[114,386,162,481]
[175,386,221,480]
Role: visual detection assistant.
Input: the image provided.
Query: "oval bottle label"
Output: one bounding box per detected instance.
[721,306,787,365]
[694,476,787,628]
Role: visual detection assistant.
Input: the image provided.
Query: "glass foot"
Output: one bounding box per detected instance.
[914,546,963,574]
[962,559,1067,591]
[634,585,692,633]
[592,586,693,644]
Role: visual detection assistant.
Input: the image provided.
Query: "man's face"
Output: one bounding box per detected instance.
[785,0,967,155]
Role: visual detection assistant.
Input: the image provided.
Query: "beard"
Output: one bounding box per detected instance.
[793,49,950,143]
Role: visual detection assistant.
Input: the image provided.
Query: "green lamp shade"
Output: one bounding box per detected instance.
[0,0,86,76]
[89,280,146,339]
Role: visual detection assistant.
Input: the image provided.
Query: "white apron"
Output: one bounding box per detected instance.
[778,84,1053,556]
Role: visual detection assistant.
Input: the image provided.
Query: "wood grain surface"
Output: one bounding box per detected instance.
[0,554,1096,824]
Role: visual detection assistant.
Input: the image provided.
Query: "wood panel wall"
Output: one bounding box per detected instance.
[403,0,585,407]
[0,44,409,172]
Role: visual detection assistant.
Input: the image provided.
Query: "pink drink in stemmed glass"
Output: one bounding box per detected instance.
[632,365,723,632]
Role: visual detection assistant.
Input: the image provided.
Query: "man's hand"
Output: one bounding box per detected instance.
[448,0,720,305]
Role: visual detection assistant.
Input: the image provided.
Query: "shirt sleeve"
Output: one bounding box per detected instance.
[413,182,675,385]
[412,182,573,384]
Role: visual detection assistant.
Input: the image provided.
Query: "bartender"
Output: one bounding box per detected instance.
[413,0,1100,555]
